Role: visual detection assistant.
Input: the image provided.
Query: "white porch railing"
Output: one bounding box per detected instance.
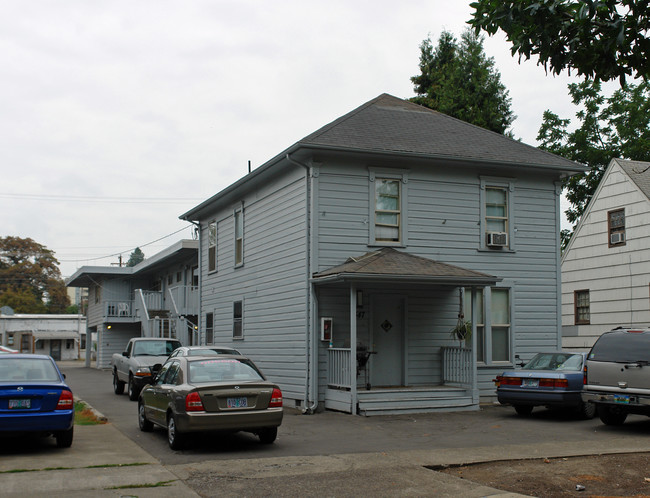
[442,346,472,386]
[141,290,163,310]
[168,285,198,313]
[328,348,352,389]
[104,300,133,318]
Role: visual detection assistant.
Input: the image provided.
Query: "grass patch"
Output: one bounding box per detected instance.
[0,463,150,474]
[105,480,176,490]
[74,400,106,425]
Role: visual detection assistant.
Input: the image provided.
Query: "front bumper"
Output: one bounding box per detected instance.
[174,407,284,433]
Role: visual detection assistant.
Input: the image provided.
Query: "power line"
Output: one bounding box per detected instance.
[0,192,203,204]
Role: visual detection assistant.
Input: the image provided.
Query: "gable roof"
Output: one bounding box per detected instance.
[615,159,650,199]
[312,247,500,286]
[181,93,586,221]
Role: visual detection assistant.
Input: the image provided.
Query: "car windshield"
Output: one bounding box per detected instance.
[0,357,61,382]
[523,353,583,371]
[589,331,650,362]
[188,358,264,383]
[188,348,238,356]
[133,340,181,356]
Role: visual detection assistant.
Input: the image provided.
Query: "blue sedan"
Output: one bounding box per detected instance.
[494,352,595,418]
[0,354,75,447]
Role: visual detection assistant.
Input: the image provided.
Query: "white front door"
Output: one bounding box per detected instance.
[370,296,404,387]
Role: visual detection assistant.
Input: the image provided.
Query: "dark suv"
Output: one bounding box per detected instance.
[582,327,650,425]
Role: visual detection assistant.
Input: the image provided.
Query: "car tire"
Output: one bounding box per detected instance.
[578,401,597,419]
[55,427,74,448]
[598,405,628,425]
[128,375,139,401]
[167,413,185,450]
[113,370,125,395]
[258,427,278,444]
[513,405,533,416]
[138,402,153,432]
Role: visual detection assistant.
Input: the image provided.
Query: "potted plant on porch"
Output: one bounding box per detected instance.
[450,318,472,347]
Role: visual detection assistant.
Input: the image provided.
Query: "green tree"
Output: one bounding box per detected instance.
[0,236,69,313]
[537,79,650,247]
[126,247,145,267]
[410,28,515,134]
[469,0,650,84]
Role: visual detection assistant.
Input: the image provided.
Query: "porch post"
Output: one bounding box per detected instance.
[350,284,358,415]
[470,287,479,405]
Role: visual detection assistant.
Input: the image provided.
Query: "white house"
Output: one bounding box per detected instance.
[562,158,650,350]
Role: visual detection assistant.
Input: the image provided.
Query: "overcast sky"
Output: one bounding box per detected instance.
[3,1,602,278]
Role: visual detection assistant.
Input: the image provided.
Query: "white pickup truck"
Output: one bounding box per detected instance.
[111,337,181,400]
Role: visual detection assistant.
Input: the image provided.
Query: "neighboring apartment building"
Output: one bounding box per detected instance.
[181,94,585,415]
[0,312,85,360]
[562,158,650,350]
[66,240,198,368]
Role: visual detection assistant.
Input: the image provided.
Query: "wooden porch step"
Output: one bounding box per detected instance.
[356,387,475,416]
[357,386,468,401]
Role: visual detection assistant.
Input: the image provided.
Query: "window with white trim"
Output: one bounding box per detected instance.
[608,208,625,246]
[480,178,514,250]
[208,221,217,272]
[464,287,511,364]
[369,168,408,246]
[233,301,243,339]
[205,312,213,344]
[234,208,243,267]
[464,288,485,362]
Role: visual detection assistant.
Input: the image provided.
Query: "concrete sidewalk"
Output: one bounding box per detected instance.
[0,423,199,497]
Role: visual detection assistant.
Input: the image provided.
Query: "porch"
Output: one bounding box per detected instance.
[326,346,475,415]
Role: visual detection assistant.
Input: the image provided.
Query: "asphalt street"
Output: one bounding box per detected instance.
[61,361,650,466]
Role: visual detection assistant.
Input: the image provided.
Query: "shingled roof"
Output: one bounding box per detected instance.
[615,159,650,199]
[312,248,500,285]
[299,93,583,171]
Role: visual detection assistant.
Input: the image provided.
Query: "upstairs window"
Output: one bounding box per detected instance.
[233,301,243,339]
[234,208,243,267]
[608,208,625,246]
[208,221,217,272]
[486,187,508,233]
[480,178,514,250]
[375,179,401,243]
[205,312,214,344]
[574,290,590,325]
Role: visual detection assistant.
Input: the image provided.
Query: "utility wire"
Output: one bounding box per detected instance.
[0,192,202,204]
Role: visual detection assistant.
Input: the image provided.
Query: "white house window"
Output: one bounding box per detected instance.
[491,288,510,362]
[234,208,243,267]
[208,221,217,272]
[486,187,508,233]
[205,312,214,344]
[375,179,401,242]
[464,288,485,362]
[233,301,243,339]
[608,208,625,247]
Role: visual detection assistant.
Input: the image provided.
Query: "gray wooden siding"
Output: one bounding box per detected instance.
[97,326,138,369]
[316,159,562,398]
[199,168,309,402]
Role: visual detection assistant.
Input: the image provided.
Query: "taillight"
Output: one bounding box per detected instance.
[583,364,588,385]
[498,376,522,386]
[539,378,569,388]
[57,389,74,410]
[185,391,205,412]
[269,388,283,408]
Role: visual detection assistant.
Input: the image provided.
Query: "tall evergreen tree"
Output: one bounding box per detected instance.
[126,247,145,267]
[410,28,515,135]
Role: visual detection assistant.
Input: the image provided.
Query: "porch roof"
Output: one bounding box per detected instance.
[312,248,500,286]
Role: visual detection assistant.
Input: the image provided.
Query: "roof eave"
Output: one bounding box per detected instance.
[311,272,502,286]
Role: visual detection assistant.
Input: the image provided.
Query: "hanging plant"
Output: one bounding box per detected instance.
[450,320,472,346]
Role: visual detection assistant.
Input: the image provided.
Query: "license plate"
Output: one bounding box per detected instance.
[522,379,539,388]
[614,394,630,404]
[227,397,248,408]
[9,399,31,409]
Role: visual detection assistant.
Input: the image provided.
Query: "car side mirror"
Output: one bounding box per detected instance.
[151,363,163,376]
[122,351,129,358]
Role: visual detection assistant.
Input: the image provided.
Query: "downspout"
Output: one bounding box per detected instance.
[188,220,202,345]
[285,153,317,414]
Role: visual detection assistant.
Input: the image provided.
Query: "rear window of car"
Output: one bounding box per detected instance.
[523,353,583,371]
[589,331,650,362]
[188,358,264,383]
[0,358,60,382]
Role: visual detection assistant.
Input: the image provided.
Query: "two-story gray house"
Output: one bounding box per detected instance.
[66,240,199,368]
[181,94,586,415]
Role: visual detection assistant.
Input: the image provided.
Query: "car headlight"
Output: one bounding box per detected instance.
[134,366,151,377]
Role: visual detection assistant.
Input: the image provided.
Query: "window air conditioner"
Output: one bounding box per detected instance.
[610,232,625,245]
[486,232,508,247]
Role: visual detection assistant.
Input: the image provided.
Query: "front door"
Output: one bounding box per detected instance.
[370,296,404,387]
[50,340,61,361]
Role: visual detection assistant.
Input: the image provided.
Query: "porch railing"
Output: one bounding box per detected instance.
[168,285,198,314]
[104,300,134,318]
[141,290,163,310]
[442,346,472,386]
[328,348,352,389]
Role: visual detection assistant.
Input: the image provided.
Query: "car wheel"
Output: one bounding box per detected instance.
[167,413,185,450]
[138,402,153,432]
[113,370,125,395]
[578,401,597,419]
[598,405,628,425]
[258,427,278,444]
[55,427,74,448]
[513,405,534,416]
[128,375,139,401]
